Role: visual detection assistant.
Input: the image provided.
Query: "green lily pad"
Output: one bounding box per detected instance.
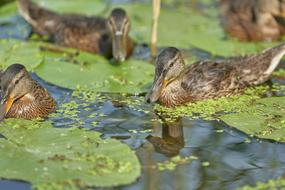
[0,119,141,189]
[0,39,43,70]
[35,53,154,93]
[0,39,154,93]
[221,96,285,142]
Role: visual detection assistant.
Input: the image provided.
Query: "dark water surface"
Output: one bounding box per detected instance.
[1,1,285,190]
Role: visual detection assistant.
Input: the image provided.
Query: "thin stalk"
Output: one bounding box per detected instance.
[151,0,161,62]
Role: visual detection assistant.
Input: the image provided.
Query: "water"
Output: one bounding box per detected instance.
[18,73,285,190]
[1,1,285,190]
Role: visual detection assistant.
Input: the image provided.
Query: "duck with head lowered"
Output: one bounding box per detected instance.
[147,44,285,107]
[17,0,134,62]
[0,64,56,120]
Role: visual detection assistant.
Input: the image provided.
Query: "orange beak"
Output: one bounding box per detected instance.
[0,96,14,121]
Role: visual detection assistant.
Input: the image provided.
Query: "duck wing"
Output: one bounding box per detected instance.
[52,16,110,55]
[180,60,238,100]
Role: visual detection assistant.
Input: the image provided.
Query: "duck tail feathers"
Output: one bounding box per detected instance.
[264,43,285,76]
[17,0,58,35]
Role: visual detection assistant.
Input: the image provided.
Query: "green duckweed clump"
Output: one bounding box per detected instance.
[238,177,285,190]
[155,85,279,120]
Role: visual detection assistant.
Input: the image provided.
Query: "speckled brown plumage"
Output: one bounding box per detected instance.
[0,64,56,120]
[219,0,285,41]
[6,81,56,119]
[17,0,134,61]
[147,44,285,107]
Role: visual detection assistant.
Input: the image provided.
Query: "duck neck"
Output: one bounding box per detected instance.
[159,77,186,107]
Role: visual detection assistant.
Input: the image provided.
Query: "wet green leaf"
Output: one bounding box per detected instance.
[0,39,154,93]
[35,53,154,93]
[221,96,285,142]
[0,119,141,189]
[0,39,43,70]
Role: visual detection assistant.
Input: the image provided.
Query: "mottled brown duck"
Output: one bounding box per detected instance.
[17,0,134,62]
[219,0,285,41]
[147,44,285,107]
[0,64,56,120]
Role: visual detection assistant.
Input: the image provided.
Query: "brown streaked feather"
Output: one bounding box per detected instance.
[6,81,56,120]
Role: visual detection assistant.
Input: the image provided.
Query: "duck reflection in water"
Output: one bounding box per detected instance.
[146,116,184,157]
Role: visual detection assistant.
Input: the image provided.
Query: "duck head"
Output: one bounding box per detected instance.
[0,64,33,120]
[147,47,185,103]
[107,8,131,62]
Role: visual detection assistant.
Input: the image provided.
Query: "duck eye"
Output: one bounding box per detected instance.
[169,62,174,67]
[15,80,19,85]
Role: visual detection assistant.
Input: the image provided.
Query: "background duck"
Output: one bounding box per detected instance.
[147,44,285,107]
[17,0,134,62]
[0,64,56,120]
[219,0,285,41]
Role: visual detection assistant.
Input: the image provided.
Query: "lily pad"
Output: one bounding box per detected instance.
[0,39,43,70]
[221,96,285,142]
[35,53,154,93]
[0,39,154,93]
[0,119,141,189]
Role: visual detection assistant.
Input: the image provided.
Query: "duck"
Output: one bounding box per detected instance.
[219,0,285,41]
[0,64,56,120]
[146,44,285,107]
[17,0,134,62]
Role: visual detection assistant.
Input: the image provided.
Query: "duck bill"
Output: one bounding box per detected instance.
[147,75,165,103]
[112,33,127,62]
[0,96,14,121]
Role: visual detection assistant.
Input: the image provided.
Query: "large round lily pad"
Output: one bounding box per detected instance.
[221,96,285,142]
[0,119,141,189]
[0,39,154,93]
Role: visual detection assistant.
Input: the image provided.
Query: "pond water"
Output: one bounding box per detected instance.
[0,72,283,190]
[1,0,285,190]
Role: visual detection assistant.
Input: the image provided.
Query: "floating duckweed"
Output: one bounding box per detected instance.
[155,85,285,120]
[156,155,199,171]
[202,161,210,167]
[238,177,285,190]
